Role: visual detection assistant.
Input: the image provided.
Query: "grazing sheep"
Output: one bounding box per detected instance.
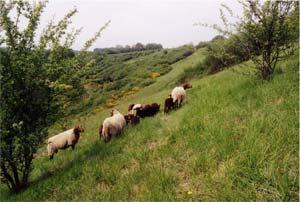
[171,83,192,108]
[47,125,85,160]
[182,82,192,89]
[101,109,126,142]
[164,95,175,113]
[99,124,103,139]
[124,114,140,125]
[128,103,142,116]
[136,103,160,118]
[171,86,186,108]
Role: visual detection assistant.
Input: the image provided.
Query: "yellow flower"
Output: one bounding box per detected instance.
[187,191,192,195]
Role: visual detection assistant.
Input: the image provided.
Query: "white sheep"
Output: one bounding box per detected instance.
[171,86,186,107]
[128,103,143,116]
[171,83,192,108]
[47,125,84,159]
[101,109,126,142]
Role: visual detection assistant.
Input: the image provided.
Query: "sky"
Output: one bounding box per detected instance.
[35,0,243,50]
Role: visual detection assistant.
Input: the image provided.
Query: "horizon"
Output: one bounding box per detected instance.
[31,0,243,50]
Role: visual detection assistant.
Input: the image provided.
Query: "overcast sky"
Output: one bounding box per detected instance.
[37,0,243,50]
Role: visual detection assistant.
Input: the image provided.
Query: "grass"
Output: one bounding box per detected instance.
[0,49,298,201]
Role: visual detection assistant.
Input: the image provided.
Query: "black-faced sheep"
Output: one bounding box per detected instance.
[47,125,85,160]
[100,109,126,142]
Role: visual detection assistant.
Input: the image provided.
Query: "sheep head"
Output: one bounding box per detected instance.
[182,83,192,89]
[74,125,84,136]
[128,104,135,111]
[111,109,121,116]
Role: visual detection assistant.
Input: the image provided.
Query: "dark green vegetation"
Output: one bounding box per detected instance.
[197,1,298,80]
[0,1,109,192]
[0,47,298,200]
[94,42,163,54]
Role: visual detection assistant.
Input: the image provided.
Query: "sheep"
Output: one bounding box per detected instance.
[171,83,192,108]
[100,109,126,142]
[171,87,186,108]
[47,125,85,160]
[99,124,103,139]
[164,95,175,113]
[136,103,160,118]
[124,114,140,125]
[182,82,192,90]
[128,103,142,116]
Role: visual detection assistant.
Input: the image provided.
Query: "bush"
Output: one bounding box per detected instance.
[0,1,109,192]
[204,35,250,73]
[182,49,194,57]
[195,41,209,49]
[141,79,155,87]
[177,62,207,83]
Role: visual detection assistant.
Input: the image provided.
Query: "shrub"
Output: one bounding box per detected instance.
[182,50,194,57]
[195,41,209,49]
[177,62,207,83]
[197,1,299,79]
[150,72,161,79]
[204,35,250,73]
[0,1,109,192]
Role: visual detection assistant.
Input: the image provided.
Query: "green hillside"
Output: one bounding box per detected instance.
[0,48,298,201]
[69,45,195,115]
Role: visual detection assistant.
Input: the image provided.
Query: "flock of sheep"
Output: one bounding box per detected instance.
[47,83,192,159]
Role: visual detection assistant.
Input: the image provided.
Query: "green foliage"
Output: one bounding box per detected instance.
[195,41,209,49]
[0,1,108,192]
[237,1,298,79]
[204,35,249,73]
[196,0,299,80]
[94,42,162,54]
[177,61,207,83]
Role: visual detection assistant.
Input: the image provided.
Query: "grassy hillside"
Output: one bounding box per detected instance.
[69,45,195,115]
[0,48,298,201]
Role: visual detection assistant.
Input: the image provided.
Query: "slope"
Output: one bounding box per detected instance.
[0,49,298,201]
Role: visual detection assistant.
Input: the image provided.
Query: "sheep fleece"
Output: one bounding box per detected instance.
[171,86,186,103]
[47,128,77,156]
[102,112,126,138]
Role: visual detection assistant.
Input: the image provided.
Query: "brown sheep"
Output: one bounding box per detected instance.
[164,95,175,113]
[124,114,140,125]
[136,103,160,118]
[182,82,192,89]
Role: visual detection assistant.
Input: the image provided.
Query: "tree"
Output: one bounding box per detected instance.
[134,42,144,51]
[0,1,109,193]
[196,0,298,79]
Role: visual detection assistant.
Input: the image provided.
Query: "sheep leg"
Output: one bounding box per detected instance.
[175,100,179,108]
[104,135,111,143]
[71,145,75,150]
[104,127,111,143]
[49,155,54,160]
